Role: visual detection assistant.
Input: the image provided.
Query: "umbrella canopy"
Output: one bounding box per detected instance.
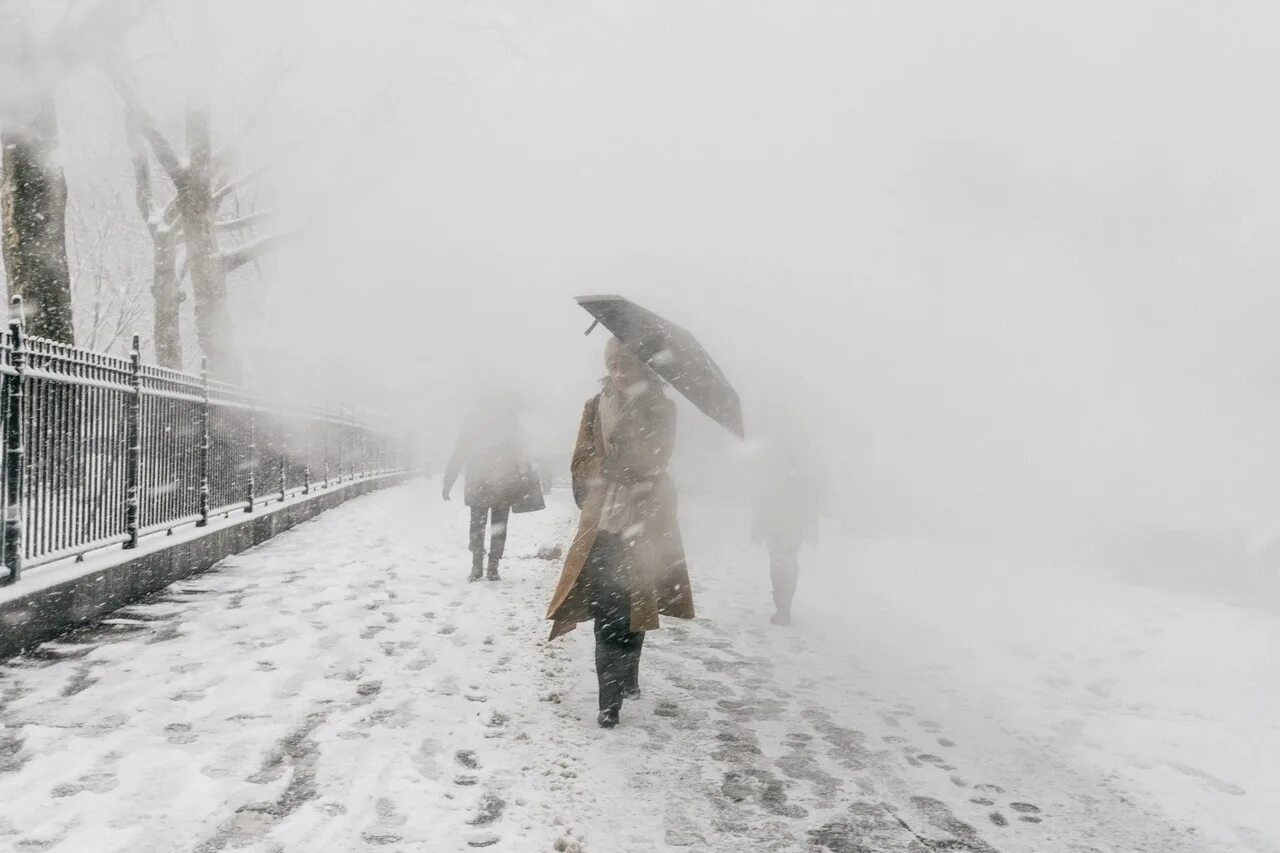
[576,295,744,438]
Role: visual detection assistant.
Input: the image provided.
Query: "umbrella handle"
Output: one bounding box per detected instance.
[584,319,600,336]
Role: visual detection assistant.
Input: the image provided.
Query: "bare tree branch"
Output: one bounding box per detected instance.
[221,230,293,273]
[155,194,182,235]
[215,210,272,232]
[185,107,212,173]
[126,112,157,233]
[104,60,185,180]
[212,160,272,205]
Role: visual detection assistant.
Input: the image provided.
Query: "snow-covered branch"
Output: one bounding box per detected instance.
[215,210,272,232]
[105,62,185,181]
[221,231,292,273]
[212,161,271,205]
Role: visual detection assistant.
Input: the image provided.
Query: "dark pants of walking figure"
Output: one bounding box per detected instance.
[768,533,802,619]
[584,533,645,715]
[469,504,510,561]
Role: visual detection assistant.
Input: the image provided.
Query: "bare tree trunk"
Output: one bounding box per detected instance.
[113,65,287,380]
[1,96,75,343]
[177,108,240,381]
[127,114,182,368]
[150,234,181,367]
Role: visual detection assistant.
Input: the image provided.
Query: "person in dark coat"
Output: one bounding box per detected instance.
[751,419,827,625]
[443,395,528,582]
[546,337,694,728]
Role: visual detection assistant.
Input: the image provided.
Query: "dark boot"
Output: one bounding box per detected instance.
[468,552,484,582]
[486,556,501,582]
[595,636,624,728]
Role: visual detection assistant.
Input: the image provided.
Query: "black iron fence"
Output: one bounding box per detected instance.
[0,306,402,585]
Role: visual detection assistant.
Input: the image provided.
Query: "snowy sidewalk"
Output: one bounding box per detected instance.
[0,480,1272,852]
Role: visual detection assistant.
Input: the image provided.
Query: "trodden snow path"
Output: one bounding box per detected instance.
[0,479,1271,852]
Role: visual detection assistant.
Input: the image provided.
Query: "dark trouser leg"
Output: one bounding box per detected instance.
[768,536,801,619]
[588,534,644,721]
[469,505,487,556]
[468,506,487,580]
[594,620,644,715]
[488,505,510,560]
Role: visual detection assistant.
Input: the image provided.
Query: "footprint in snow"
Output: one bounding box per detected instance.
[1165,761,1247,796]
[408,653,435,672]
[360,797,407,844]
[1009,802,1043,822]
[468,792,506,827]
[165,722,198,744]
[466,830,500,848]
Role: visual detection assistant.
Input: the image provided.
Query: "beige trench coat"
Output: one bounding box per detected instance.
[545,392,695,639]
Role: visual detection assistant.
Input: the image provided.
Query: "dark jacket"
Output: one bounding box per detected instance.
[443,408,527,508]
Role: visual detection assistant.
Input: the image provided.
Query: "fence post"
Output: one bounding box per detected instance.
[245,396,256,513]
[337,413,345,484]
[2,298,26,585]
[197,358,210,527]
[278,417,287,503]
[124,334,142,549]
[302,416,310,496]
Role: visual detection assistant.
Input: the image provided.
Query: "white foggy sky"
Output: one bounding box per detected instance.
[46,0,1280,550]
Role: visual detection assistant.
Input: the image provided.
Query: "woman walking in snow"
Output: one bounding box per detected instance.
[546,338,695,728]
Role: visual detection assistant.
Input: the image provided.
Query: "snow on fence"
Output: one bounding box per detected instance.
[0,305,402,586]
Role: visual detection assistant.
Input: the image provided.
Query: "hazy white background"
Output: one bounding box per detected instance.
[46,0,1280,588]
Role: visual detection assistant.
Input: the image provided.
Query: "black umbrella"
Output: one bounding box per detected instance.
[577,294,744,438]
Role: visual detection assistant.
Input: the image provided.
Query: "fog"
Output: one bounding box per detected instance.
[238,0,1280,583]
[33,0,1280,576]
[5,3,1280,848]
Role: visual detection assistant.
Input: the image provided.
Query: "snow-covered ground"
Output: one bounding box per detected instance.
[0,479,1274,852]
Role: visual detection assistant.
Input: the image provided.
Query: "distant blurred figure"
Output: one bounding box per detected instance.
[442,394,529,582]
[751,420,828,626]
